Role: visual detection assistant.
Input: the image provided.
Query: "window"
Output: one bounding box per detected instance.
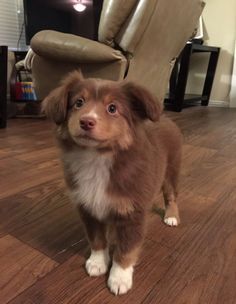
[0,0,27,50]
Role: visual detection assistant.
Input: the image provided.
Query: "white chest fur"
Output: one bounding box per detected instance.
[63,148,113,221]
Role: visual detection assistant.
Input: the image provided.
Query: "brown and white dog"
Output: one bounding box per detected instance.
[42,71,182,295]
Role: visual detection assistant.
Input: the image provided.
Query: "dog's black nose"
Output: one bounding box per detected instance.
[80,117,96,131]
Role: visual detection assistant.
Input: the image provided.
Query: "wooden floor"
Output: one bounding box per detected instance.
[0,106,236,304]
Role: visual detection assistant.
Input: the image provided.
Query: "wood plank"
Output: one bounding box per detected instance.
[23,178,64,199]
[184,153,236,186]
[8,240,172,304]
[0,157,29,174]
[141,187,236,304]
[181,144,218,176]
[0,107,236,303]
[15,147,59,164]
[148,190,216,248]
[0,235,58,304]
[180,155,236,200]
[0,164,62,199]
[0,189,86,263]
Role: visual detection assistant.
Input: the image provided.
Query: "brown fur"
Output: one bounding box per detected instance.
[78,205,107,251]
[42,70,182,277]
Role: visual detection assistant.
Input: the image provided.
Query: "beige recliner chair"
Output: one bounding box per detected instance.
[28,0,204,101]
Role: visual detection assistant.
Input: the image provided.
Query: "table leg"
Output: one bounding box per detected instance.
[174,44,192,112]
[0,46,8,128]
[169,59,179,100]
[201,49,220,106]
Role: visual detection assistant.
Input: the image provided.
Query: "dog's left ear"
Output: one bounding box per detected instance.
[122,82,162,122]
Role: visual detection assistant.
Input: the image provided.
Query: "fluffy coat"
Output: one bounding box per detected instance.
[42,71,182,295]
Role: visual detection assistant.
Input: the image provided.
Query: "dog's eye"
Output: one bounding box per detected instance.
[107,103,117,115]
[75,98,85,108]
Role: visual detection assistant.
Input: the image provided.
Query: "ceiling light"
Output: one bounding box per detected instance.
[73,1,86,12]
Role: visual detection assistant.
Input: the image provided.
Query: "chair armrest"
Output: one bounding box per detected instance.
[23,48,35,71]
[31,30,125,63]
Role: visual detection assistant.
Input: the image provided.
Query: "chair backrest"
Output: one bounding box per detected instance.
[98,0,162,54]
[98,0,139,51]
[99,0,204,101]
[99,0,161,55]
[114,0,157,54]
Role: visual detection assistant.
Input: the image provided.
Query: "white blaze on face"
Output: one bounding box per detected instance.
[86,108,99,120]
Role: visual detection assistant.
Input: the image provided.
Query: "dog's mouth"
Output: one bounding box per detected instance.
[80,134,96,141]
[73,133,104,147]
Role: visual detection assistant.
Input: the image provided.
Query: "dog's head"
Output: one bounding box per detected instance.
[42,71,162,150]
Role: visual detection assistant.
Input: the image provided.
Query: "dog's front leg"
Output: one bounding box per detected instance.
[108,211,145,295]
[78,206,110,277]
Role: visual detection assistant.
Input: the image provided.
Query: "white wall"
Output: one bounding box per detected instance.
[186,0,236,104]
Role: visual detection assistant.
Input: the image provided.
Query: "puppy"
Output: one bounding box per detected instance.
[42,71,182,295]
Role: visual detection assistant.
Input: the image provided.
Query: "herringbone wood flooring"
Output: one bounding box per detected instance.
[0,107,236,304]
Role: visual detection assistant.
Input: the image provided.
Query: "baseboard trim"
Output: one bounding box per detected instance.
[208,100,229,107]
[229,101,236,108]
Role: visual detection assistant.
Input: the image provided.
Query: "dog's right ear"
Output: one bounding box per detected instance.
[41,70,83,125]
[41,86,68,125]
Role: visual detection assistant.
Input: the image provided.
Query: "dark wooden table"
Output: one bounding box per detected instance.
[165,43,220,112]
[0,46,8,128]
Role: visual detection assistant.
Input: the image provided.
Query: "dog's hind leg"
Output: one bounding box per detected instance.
[162,156,181,227]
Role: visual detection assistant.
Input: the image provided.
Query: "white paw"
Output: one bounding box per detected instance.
[108,261,133,295]
[164,216,178,226]
[85,249,110,277]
